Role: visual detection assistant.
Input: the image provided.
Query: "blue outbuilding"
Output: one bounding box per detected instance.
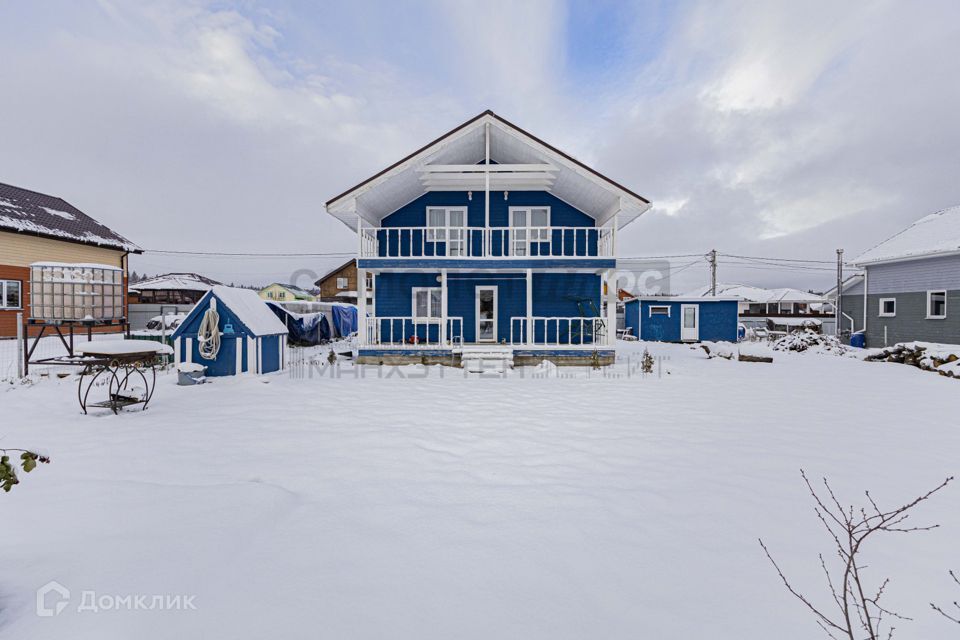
[624,297,739,343]
[171,286,289,376]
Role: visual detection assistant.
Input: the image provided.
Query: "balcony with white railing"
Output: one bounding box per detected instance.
[362,316,608,349]
[359,226,614,259]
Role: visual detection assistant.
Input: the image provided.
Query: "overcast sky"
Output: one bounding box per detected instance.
[1,0,959,293]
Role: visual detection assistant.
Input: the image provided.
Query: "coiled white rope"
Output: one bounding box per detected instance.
[197,302,221,360]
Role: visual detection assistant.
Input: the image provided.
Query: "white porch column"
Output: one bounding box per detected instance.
[357,266,368,345]
[440,269,448,346]
[526,269,533,346]
[605,269,617,346]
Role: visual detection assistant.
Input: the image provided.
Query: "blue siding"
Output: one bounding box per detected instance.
[374,271,601,344]
[377,191,600,257]
[261,335,282,373]
[624,299,738,343]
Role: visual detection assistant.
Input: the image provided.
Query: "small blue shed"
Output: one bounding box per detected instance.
[171,286,289,376]
[624,297,739,343]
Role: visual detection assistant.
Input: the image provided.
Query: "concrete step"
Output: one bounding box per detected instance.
[461,347,514,373]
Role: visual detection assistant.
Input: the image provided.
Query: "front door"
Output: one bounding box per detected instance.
[680,304,699,341]
[476,286,498,342]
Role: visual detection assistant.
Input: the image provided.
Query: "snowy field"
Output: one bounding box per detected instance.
[1,341,958,639]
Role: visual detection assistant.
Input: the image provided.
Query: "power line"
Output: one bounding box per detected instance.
[719,252,836,264]
[142,249,355,258]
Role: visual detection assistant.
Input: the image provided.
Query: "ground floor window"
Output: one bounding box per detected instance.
[879,297,896,317]
[927,290,946,319]
[1,280,21,309]
[649,305,670,317]
[412,287,442,319]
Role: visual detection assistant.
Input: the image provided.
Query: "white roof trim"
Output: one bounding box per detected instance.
[325,112,650,231]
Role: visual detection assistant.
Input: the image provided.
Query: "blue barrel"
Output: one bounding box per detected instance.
[737,324,747,341]
[850,332,866,348]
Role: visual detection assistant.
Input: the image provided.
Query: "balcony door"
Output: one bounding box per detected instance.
[426,207,467,256]
[475,286,498,343]
[509,207,550,256]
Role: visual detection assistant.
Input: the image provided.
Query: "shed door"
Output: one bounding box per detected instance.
[680,304,699,341]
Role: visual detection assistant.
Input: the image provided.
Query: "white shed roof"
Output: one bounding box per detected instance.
[204,286,287,336]
[325,110,651,231]
[852,204,960,265]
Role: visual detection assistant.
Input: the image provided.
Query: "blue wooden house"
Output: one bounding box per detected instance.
[171,286,288,376]
[624,297,739,343]
[325,111,651,366]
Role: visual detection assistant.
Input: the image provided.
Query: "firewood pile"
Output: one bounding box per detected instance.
[772,330,847,354]
[866,342,960,379]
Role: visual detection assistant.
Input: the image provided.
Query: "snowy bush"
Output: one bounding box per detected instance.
[772,330,847,354]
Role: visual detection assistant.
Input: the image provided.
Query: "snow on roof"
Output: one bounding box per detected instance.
[852,205,960,265]
[130,273,222,292]
[208,286,288,336]
[684,283,825,304]
[30,261,122,270]
[262,283,314,298]
[0,182,141,252]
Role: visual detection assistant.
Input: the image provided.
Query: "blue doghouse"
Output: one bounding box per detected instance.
[172,286,289,376]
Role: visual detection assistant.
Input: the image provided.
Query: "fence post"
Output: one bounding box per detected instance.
[17,312,25,378]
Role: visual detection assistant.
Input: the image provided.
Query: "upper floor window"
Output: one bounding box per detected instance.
[927,290,946,319]
[426,207,467,256]
[509,207,550,256]
[1,280,21,309]
[336,277,348,290]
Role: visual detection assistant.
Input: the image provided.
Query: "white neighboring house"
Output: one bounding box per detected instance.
[685,283,831,333]
[844,204,960,347]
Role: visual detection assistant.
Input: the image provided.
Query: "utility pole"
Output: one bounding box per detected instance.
[835,249,844,336]
[708,249,717,296]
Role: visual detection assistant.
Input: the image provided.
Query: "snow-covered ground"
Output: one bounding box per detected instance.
[1,341,958,639]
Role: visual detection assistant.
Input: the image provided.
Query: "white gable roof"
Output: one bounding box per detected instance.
[325,111,651,231]
[187,286,288,337]
[852,205,960,265]
[685,283,825,304]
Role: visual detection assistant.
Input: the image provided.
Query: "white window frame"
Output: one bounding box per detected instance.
[336,277,348,290]
[425,207,468,256]
[879,297,896,317]
[508,206,551,256]
[411,287,442,321]
[926,290,947,319]
[1,279,22,309]
[649,305,671,317]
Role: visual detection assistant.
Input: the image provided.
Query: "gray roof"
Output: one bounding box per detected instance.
[0,181,141,252]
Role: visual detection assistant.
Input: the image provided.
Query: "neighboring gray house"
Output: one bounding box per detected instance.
[843,205,960,347]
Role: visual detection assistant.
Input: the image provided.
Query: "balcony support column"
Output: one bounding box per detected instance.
[526,268,533,346]
[605,268,617,346]
[440,269,448,346]
[357,265,368,346]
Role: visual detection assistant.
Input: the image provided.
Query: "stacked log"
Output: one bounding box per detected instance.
[866,343,960,379]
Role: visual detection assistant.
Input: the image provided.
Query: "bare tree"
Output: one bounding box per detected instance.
[759,470,953,640]
[931,570,960,625]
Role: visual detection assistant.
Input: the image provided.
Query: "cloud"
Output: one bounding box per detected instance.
[0,0,958,292]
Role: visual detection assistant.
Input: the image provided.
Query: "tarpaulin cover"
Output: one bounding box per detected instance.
[331,304,358,338]
[268,303,331,346]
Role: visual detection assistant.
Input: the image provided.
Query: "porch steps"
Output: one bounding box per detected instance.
[460,346,514,374]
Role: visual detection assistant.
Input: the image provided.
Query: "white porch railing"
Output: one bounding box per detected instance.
[365,316,463,348]
[360,226,614,259]
[509,317,607,347]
